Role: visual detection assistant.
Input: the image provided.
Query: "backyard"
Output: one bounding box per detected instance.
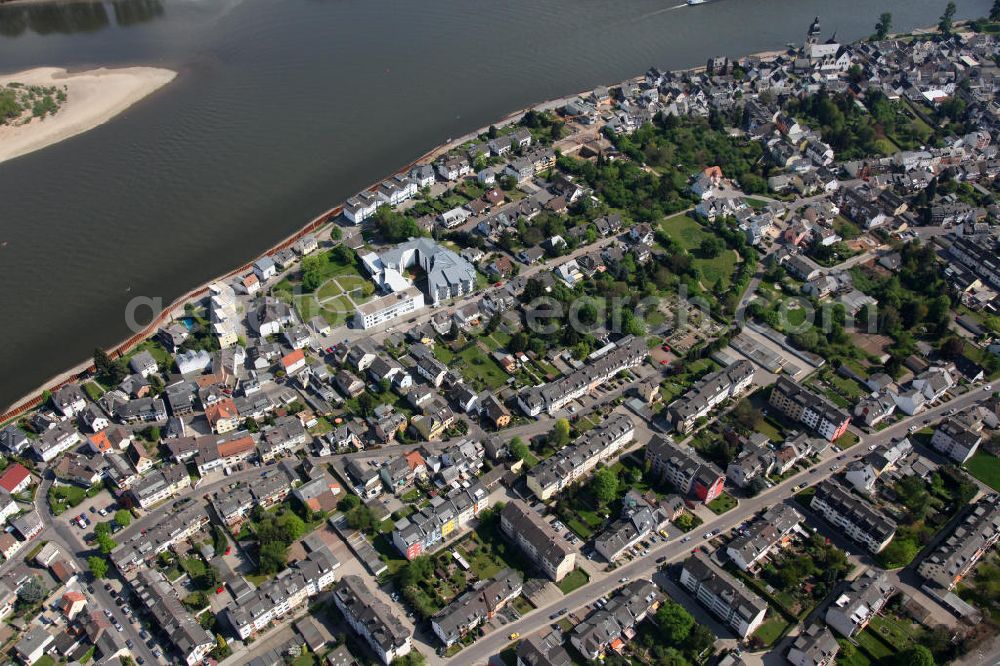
[965,451,1000,492]
[751,616,790,648]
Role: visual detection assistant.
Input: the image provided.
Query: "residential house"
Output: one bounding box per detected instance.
[787,624,840,666]
[930,417,984,463]
[222,546,340,640]
[526,415,635,500]
[253,257,277,282]
[666,360,754,433]
[918,493,1000,592]
[333,576,412,665]
[131,569,215,666]
[129,464,192,509]
[594,490,671,562]
[205,398,240,434]
[726,504,803,572]
[517,337,646,417]
[570,580,662,660]
[129,350,159,378]
[500,500,576,582]
[645,436,725,503]
[292,474,343,514]
[52,384,87,418]
[810,480,896,554]
[679,553,767,639]
[430,569,523,646]
[0,464,32,495]
[768,377,851,442]
[824,569,892,637]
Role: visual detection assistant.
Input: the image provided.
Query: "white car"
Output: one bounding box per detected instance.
[984,385,993,392]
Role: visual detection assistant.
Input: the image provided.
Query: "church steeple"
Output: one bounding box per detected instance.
[807,16,821,44]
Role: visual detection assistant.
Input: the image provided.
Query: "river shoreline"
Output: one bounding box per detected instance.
[0,66,176,165]
[0,25,940,417]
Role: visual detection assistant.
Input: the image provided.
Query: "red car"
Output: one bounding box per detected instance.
[661,344,671,352]
[216,586,225,594]
[659,360,669,365]
[224,547,231,556]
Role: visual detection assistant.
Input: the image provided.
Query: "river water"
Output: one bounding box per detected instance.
[0,0,991,408]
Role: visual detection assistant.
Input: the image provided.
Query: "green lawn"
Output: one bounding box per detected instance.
[661,212,709,251]
[752,617,790,647]
[336,275,369,291]
[659,212,739,288]
[434,344,455,364]
[49,484,86,515]
[316,280,343,301]
[558,568,590,594]
[696,249,739,289]
[293,291,354,327]
[965,340,1000,379]
[867,614,920,651]
[512,595,534,615]
[129,339,172,369]
[837,639,873,666]
[835,430,859,451]
[371,534,408,576]
[828,373,865,399]
[564,517,594,540]
[245,573,271,586]
[322,294,355,318]
[457,345,508,389]
[82,381,104,401]
[707,493,737,515]
[966,452,1000,492]
[834,217,863,240]
[855,629,895,661]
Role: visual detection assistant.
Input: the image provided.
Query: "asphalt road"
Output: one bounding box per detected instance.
[451,385,994,665]
[36,476,158,665]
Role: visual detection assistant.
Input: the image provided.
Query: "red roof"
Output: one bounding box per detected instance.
[205,398,238,425]
[88,431,112,453]
[404,450,427,471]
[217,436,255,458]
[281,349,305,369]
[0,464,31,493]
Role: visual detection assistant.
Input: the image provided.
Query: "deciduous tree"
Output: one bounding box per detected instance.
[88,557,108,579]
[874,12,892,39]
[655,600,695,644]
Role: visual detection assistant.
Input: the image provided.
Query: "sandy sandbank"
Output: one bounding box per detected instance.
[0,66,176,165]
